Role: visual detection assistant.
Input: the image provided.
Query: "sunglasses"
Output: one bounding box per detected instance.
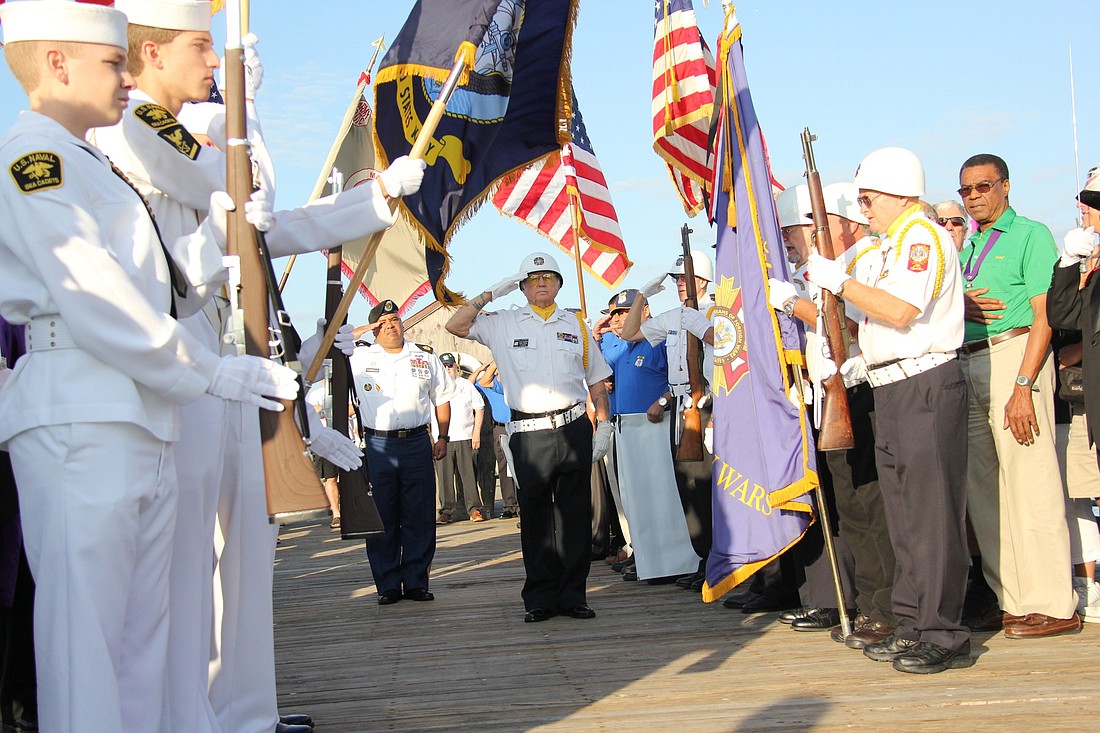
[856,192,882,208]
[957,179,1004,197]
[524,272,558,284]
[937,216,966,228]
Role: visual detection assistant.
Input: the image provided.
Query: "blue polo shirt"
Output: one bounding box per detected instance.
[600,332,669,415]
[477,375,512,424]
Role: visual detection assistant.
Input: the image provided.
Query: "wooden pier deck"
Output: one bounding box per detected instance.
[272,516,1098,732]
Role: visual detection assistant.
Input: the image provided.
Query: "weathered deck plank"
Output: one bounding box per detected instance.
[273,518,1099,732]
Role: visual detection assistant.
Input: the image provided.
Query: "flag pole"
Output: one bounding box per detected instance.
[566,184,588,319]
[305,53,471,385]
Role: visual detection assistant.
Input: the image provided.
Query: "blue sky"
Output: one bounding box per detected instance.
[2,1,1097,328]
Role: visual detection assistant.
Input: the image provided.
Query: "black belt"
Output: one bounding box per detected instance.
[511,403,582,420]
[493,421,507,427]
[363,425,428,439]
[959,326,1031,355]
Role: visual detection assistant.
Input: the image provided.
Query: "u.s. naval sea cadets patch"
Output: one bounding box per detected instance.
[134,103,201,160]
[10,151,62,193]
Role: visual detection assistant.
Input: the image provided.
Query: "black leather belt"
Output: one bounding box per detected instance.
[959,326,1031,355]
[363,425,428,439]
[511,403,582,420]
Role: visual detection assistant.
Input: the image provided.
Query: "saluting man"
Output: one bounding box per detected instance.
[805,147,970,675]
[0,2,298,731]
[351,300,455,606]
[446,252,613,623]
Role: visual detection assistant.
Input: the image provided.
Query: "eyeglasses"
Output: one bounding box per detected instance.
[524,272,558,284]
[856,192,882,209]
[957,179,1004,197]
[937,216,966,228]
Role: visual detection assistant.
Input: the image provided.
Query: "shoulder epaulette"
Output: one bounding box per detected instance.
[134,103,201,160]
[416,343,434,354]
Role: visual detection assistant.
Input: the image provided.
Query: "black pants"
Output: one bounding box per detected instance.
[825,382,896,624]
[874,361,969,651]
[509,415,593,612]
[673,404,713,566]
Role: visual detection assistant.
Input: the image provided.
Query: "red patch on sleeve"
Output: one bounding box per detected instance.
[907,243,930,272]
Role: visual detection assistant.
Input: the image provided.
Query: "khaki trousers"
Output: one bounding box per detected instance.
[961,334,1077,618]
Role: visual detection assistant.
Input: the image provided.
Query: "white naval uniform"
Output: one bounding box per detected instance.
[349,342,456,429]
[0,111,225,733]
[90,92,400,733]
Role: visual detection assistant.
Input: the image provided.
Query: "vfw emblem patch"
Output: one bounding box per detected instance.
[712,275,749,396]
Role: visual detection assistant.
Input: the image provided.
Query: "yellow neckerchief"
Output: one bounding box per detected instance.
[885,204,924,240]
[531,303,557,320]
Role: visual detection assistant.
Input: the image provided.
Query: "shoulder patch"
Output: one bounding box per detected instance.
[135,103,201,160]
[9,151,63,193]
[907,243,931,272]
[416,343,434,354]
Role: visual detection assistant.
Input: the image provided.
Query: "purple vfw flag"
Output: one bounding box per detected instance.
[701,11,815,602]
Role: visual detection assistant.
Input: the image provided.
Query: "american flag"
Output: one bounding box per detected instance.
[652,0,716,217]
[492,97,631,289]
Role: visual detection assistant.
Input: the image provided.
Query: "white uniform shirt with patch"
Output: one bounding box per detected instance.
[350,342,456,431]
[855,206,964,365]
[467,305,611,414]
[447,378,485,441]
[640,297,714,390]
[0,112,223,444]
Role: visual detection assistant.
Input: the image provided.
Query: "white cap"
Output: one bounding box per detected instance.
[115,0,212,32]
[519,251,562,278]
[820,182,868,225]
[0,0,128,48]
[853,146,925,197]
[668,249,714,282]
[775,184,811,228]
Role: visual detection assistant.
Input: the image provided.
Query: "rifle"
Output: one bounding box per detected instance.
[800,128,854,452]
[676,223,705,462]
[224,3,328,520]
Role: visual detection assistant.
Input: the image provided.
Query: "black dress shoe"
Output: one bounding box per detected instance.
[675,571,704,589]
[611,556,634,573]
[741,593,800,614]
[790,607,845,631]
[275,724,312,733]
[722,591,762,609]
[377,589,402,605]
[524,608,557,623]
[499,509,518,519]
[863,633,920,662]
[561,605,596,619]
[690,575,705,592]
[892,641,974,674]
[280,713,314,728]
[778,606,816,624]
[646,575,679,585]
[622,569,638,581]
[403,587,435,602]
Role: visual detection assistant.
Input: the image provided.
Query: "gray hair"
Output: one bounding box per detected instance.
[933,200,967,219]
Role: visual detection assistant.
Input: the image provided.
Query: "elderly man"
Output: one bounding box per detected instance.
[956,154,1079,639]
[807,147,970,674]
[934,200,970,252]
[446,253,612,622]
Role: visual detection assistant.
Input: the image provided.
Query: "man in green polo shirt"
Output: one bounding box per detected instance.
[957,153,1080,639]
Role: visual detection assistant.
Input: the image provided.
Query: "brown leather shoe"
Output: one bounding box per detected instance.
[469,510,486,522]
[831,614,870,643]
[845,619,896,650]
[1004,612,1082,639]
[435,514,451,525]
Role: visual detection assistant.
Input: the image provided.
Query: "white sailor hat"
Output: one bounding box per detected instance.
[819,182,869,225]
[115,0,212,32]
[0,0,128,49]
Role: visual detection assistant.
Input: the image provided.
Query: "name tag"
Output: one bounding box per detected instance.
[364,367,380,373]
[512,338,529,348]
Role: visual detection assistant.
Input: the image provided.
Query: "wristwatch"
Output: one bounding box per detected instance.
[658,396,669,408]
[782,296,798,317]
[438,435,450,442]
[1015,375,1039,392]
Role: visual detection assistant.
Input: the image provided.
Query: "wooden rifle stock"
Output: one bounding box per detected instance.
[224,45,327,519]
[800,128,854,451]
[676,223,705,462]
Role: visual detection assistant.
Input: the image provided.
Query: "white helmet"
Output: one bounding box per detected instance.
[775,184,812,228]
[853,146,925,197]
[669,248,713,282]
[519,251,562,278]
[821,182,869,225]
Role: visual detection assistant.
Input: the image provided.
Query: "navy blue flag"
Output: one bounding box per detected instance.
[702,11,816,602]
[374,0,576,301]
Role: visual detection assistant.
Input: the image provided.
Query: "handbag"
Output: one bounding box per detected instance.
[1058,365,1085,404]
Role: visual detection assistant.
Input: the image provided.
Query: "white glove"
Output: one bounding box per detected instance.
[805,253,851,295]
[641,273,667,298]
[205,191,236,253]
[242,33,263,99]
[378,155,427,198]
[488,272,525,301]
[768,278,798,312]
[306,408,362,471]
[244,188,274,233]
[298,318,357,375]
[818,357,837,382]
[592,420,614,462]
[839,355,868,388]
[1061,226,1097,267]
[208,355,299,411]
[703,425,713,455]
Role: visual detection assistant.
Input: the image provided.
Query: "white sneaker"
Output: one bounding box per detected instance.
[1073,577,1100,622]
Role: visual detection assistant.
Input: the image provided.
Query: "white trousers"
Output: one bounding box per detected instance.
[9,422,176,733]
[208,404,280,733]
